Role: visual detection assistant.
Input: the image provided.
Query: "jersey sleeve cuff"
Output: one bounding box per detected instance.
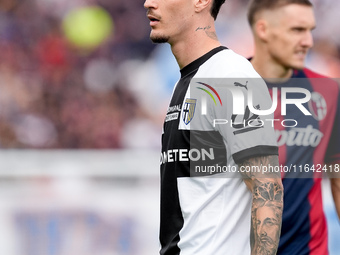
[233,145,279,164]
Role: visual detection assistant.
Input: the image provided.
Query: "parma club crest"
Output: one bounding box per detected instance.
[182,98,197,125]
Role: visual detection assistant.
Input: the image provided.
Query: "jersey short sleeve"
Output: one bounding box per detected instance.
[212,76,277,164]
[190,52,278,165]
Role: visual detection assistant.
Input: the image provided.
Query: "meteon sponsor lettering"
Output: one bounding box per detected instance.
[276,125,323,147]
[160,148,215,164]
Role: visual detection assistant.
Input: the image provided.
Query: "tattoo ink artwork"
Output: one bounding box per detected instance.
[239,155,283,255]
[195,26,218,41]
[195,26,211,31]
[253,182,282,255]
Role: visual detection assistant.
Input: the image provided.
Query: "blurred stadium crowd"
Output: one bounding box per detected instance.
[0,0,339,149]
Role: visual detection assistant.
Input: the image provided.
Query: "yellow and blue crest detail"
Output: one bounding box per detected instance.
[182,98,197,125]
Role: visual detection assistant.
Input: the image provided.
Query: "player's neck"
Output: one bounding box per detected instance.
[251,54,293,81]
[170,24,221,70]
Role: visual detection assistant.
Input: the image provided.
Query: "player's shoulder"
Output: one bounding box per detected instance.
[299,68,339,92]
[300,68,328,78]
[196,48,261,79]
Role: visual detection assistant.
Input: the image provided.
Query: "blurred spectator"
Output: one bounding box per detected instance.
[0,0,338,149]
[0,0,155,149]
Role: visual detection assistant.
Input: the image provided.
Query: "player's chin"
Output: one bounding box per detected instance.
[289,60,305,70]
[291,55,307,70]
[150,32,169,44]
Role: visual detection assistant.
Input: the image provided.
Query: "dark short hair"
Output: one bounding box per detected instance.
[211,0,226,20]
[247,0,313,26]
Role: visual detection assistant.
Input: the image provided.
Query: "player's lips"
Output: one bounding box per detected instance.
[147,12,161,27]
[295,49,308,57]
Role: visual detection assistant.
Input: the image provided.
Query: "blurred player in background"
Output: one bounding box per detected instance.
[144,0,283,254]
[248,0,340,254]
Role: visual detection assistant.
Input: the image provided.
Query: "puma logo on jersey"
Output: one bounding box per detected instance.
[234,81,248,90]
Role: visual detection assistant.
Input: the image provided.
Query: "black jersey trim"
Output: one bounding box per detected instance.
[180,46,228,78]
[233,145,278,164]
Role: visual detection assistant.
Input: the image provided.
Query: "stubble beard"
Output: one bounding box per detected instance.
[150,32,170,44]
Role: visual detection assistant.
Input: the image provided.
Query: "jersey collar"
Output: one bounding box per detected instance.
[180,46,228,78]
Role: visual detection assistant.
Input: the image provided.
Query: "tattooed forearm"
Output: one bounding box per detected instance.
[239,155,283,255]
[240,155,281,179]
[195,26,218,41]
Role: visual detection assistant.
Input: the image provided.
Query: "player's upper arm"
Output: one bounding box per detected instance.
[238,155,282,192]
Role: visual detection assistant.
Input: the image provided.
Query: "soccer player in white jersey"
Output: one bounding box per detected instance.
[144,0,283,254]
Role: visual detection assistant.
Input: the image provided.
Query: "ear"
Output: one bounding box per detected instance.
[194,0,212,13]
[254,19,269,42]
